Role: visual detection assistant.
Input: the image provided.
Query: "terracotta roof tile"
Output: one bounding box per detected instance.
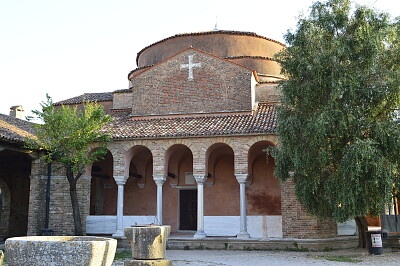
[0,114,37,144]
[102,103,277,140]
[54,92,113,106]
[113,89,132,94]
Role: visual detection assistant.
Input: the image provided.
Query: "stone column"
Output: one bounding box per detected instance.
[113,176,127,238]
[153,175,166,225]
[236,174,250,239]
[194,175,207,239]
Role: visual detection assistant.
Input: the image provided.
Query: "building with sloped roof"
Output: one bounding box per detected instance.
[1,30,346,242]
[0,113,38,239]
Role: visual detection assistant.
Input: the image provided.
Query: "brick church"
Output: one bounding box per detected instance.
[0,30,346,240]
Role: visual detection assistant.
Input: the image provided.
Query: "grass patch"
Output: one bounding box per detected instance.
[311,255,362,263]
[114,250,132,260]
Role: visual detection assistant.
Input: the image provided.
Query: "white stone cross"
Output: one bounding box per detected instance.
[180,55,201,80]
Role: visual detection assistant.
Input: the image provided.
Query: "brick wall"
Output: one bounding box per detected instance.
[128,49,254,116]
[113,92,133,110]
[27,160,91,236]
[281,179,337,239]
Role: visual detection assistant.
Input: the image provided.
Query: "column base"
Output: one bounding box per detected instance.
[193,231,207,239]
[237,231,250,239]
[112,230,126,239]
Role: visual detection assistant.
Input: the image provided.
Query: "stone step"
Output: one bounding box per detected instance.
[117,236,360,251]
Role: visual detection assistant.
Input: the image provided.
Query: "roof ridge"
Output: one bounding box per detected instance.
[54,91,114,106]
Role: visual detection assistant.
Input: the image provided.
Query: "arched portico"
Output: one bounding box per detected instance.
[247,141,281,215]
[90,149,115,215]
[163,144,195,231]
[124,145,155,216]
[205,143,238,215]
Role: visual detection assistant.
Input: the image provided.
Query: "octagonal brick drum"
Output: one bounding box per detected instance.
[133,30,285,80]
[5,236,117,266]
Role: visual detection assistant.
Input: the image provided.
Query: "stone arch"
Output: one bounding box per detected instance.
[247,140,281,215]
[163,144,194,231]
[0,177,11,237]
[164,144,194,182]
[90,149,114,215]
[204,142,239,216]
[124,145,155,215]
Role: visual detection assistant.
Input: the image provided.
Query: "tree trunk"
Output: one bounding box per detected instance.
[66,166,83,236]
[355,216,368,249]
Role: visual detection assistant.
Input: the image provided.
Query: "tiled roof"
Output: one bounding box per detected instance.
[224,56,276,61]
[54,92,113,106]
[102,103,277,140]
[127,65,154,79]
[136,30,286,65]
[0,114,37,145]
[114,89,132,94]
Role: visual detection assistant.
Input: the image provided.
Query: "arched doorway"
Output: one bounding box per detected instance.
[124,145,156,217]
[205,143,238,216]
[0,150,32,237]
[247,141,281,215]
[164,144,194,232]
[90,150,114,215]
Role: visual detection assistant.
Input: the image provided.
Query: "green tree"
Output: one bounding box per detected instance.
[28,95,112,235]
[273,0,400,247]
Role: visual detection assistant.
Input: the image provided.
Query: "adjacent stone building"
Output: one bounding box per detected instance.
[0,30,340,240]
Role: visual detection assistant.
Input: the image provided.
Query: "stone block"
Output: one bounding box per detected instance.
[5,236,116,266]
[124,225,171,260]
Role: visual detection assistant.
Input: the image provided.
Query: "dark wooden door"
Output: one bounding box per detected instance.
[179,189,197,230]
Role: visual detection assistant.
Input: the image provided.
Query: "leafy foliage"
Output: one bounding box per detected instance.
[273,0,400,222]
[28,94,112,178]
[26,94,112,234]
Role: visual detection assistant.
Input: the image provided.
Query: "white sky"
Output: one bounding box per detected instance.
[0,0,398,118]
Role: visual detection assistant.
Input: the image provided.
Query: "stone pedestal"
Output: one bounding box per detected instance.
[124,225,171,265]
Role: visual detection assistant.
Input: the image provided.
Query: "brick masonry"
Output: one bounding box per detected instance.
[128,49,254,116]
[27,159,91,236]
[281,179,337,239]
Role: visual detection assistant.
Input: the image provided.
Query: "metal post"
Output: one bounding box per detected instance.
[42,162,53,236]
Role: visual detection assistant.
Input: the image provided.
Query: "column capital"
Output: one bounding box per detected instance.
[194,174,207,185]
[153,175,166,186]
[235,174,249,184]
[114,176,127,186]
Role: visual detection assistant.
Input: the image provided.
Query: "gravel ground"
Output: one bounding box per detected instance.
[113,249,400,265]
